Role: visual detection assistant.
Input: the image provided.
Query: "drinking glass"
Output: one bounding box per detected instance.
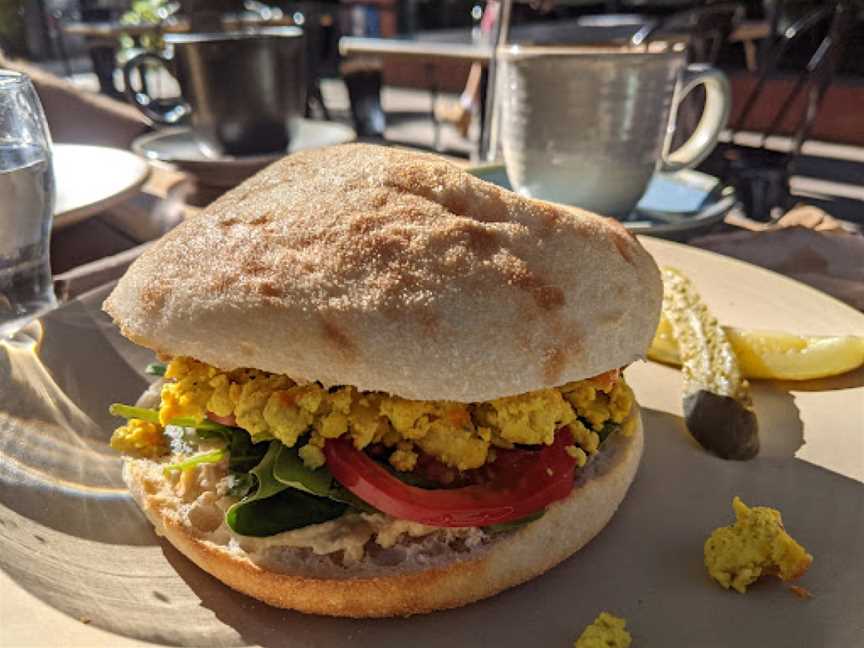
[0,70,56,335]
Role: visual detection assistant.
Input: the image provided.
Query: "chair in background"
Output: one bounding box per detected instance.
[79,3,127,98]
[286,2,332,120]
[634,1,744,64]
[718,0,854,220]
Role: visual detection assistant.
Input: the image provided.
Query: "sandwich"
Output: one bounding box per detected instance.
[104,144,662,617]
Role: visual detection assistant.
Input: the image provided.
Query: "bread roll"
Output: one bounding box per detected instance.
[104,144,661,402]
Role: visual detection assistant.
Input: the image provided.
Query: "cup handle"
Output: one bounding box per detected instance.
[122,51,190,125]
[660,64,731,173]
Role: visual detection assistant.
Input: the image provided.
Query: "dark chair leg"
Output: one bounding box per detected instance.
[342,66,385,139]
[49,10,73,77]
[425,62,440,150]
[724,150,792,222]
[88,43,122,99]
[306,81,331,121]
[477,66,488,159]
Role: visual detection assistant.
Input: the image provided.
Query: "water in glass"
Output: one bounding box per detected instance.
[0,71,56,335]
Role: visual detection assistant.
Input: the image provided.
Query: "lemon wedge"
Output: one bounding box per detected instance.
[649,316,864,380]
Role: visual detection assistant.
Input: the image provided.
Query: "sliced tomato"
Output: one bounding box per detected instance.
[207,412,237,427]
[323,427,578,527]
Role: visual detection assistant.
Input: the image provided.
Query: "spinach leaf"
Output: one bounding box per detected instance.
[483,509,545,534]
[575,417,620,445]
[226,441,347,536]
[109,403,227,432]
[272,443,339,496]
[227,488,348,537]
[273,444,376,513]
[243,441,286,499]
[145,362,167,376]
[198,426,267,473]
[111,402,268,472]
[162,449,225,475]
[227,472,256,499]
[226,441,288,532]
[597,421,620,444]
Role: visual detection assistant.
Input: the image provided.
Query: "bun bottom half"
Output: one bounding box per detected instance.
[123,408,644,618]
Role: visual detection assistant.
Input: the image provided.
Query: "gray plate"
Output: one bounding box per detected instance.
[2,239,863,647]
[133,119,356,188]
[469,164,736,241]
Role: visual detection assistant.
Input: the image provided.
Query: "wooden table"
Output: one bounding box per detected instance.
[339,20,770,66]
[62,15,297,39]
[340,37,492,63]
[339,19,771,154]
[62,15,301,96]
[728,19,772,72]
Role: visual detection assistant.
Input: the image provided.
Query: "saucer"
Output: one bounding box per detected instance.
[132,119,356,188]
[53,144,151,229]
[469,165,737,241]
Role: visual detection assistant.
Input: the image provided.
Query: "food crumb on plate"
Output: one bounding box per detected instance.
[788,584,814,600]
[574,611,631,648]
[704,496,813,593]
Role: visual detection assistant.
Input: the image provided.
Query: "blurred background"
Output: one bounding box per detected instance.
[4,1,863,154]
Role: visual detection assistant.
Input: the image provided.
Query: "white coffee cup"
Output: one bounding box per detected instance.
[498,42,731,217]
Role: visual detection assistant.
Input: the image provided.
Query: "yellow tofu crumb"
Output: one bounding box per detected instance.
[149,357,635,471]
[608,380,634,423]
[574,612,632,648]
[569,421,601,455]
[620,414,637,438]
[110,419,168,458]
[480,389,576,445]
[389,441,419,471]
[565,445,588,467]
[414,419,489,470]
[298,443,326,470]
[704,496,813,593]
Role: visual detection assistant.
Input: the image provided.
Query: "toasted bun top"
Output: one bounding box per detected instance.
[104,144,661,402]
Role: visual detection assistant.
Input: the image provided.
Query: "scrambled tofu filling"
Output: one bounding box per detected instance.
[110,418,168,458]
[573,612,632,648]
[112,356,634,473]
[704,496,813,593]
